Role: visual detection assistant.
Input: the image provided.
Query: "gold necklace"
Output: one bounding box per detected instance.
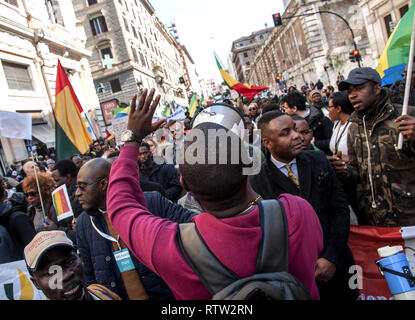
[237,195,262,216]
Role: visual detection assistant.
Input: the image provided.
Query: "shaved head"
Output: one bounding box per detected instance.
[23,161,39,176]
[75,158,111,212]
[79,158,111,180]
[179,122,248,203]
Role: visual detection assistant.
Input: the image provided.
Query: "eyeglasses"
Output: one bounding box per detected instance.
[75,177,107,191]
[249,108,257,111]
[24,191,38,197]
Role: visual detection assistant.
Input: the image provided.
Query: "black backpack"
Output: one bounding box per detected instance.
[177,199,312,300]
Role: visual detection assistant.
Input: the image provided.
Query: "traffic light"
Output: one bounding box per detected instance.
[349,51,355,62]
[272,13,282,26]
[353,49,361,61]
[276,75,281,83]
[323,64,328,71]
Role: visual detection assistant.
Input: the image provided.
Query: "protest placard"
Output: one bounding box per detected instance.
[0,260,46,300]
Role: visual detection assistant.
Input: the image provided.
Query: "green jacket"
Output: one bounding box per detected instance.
[342,88,415,227]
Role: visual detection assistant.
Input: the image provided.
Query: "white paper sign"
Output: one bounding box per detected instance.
[0,110,32,140]
[0,260,46,300]
[112,115,129,145]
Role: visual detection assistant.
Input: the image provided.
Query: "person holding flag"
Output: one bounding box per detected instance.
[377,1,415,145]
[329,67,415,227]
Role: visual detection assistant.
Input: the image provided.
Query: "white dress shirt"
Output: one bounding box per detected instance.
[270,155,298,179]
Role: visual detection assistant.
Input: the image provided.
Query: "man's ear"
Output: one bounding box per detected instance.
[261,137,272,152]
[101,177,109,192]
[375,83,381,95]
[65,174,73,183]
[30,276,41,291]
[292,106,298,113]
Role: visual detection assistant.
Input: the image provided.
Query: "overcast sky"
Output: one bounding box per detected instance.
[149,0,285,83]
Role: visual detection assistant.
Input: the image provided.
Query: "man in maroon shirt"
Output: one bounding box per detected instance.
[107,89,324,300]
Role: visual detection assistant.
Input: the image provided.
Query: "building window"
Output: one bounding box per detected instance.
[2,61,34,91]
[139,52,146,67]
[259,35,264,40]
[145,56,149,69]
[110,79,122,93]
[87,0,97,5]
[244,52,248,58]
[124,0,129,11]
[145,37,149,48]
[384,14,393,38]
[400,4,409,18]
[139,32,144,43]
[100,47,113,59]
[132,26,137,38]
[4,0,18,6]
[246,61,250,66]
[123,17,129,32]
[46,0,65,26]
[131,46,138,63]
[90,16,108,35]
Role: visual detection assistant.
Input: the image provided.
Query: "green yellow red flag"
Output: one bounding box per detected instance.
[214,52,268,99]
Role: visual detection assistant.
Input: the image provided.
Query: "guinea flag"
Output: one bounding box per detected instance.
[52,184,73,221]
[377,2,415,86]
[54,60,92,161]
[214,52,268,100]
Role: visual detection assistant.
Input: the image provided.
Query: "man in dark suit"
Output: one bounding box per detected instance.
[249,111,358,300]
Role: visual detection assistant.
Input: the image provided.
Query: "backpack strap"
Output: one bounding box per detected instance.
[177,222,239,295]
[255,199,288,273]
[177,199,289,295]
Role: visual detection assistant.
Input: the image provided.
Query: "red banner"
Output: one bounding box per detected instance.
[348,225,404,300]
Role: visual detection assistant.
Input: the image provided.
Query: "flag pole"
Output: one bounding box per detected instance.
[397,11,415,150]
[83,110,98,140]
[26,140,46,220]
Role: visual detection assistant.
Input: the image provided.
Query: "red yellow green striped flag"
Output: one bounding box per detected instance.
[188,93,198,117]
[214,52,268,100]
[54,60,92,161]
[52,184,73,221]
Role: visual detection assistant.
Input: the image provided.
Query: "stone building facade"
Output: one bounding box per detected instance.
[72,0,204,126]
[248,0,374,90]
[230,27,273,84]
[359,0,413,65]
[0,0,101,173]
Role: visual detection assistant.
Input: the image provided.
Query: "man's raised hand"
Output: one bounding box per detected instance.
[126,88,166,141]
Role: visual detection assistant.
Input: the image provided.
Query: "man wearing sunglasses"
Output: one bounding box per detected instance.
[75,157,197,300]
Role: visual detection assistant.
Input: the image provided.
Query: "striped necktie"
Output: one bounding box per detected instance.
[284,164,300,189]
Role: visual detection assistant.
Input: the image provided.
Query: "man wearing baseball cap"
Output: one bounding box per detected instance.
[329,67,415,227]
[24,230,120,300]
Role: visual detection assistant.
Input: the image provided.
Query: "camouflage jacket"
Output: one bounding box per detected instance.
[343,88,415,227]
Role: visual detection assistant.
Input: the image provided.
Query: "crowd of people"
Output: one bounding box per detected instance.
[0,66,415,301]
